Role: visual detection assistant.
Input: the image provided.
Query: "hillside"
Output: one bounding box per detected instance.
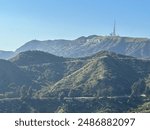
[10,51,88,87]
[15,36,150,58]
[1,35,150,59]
[39,51,150,98]
[0,50,150,112]
[10,51,65,66]
[0,59,35,98]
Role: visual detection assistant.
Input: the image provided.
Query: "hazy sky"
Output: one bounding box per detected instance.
[0,0,150,51]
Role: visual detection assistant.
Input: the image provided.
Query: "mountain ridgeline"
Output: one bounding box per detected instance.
[0,50,150,112]
[0,50,14,59]
[1,35,150,59]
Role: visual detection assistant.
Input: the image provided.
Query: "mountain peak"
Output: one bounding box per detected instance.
[1,35,150,60]
[10,51,65,66]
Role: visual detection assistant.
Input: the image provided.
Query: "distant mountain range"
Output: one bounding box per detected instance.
[0,50,150,112]
[1,35,150,59]
[0,50,14,59]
